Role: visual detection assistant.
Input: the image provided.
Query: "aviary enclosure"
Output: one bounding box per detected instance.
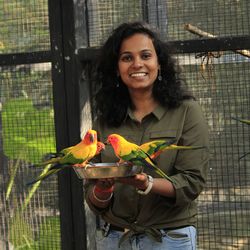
[0,0,249,249]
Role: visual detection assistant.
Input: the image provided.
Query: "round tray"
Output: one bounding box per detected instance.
[73,163,143,179]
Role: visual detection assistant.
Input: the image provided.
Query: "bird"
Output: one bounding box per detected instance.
[107,133,172,181]
[140,139,205,159]
[27,129,102,185]
[42,141,105,164]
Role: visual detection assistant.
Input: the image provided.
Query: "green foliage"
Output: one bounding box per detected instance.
[0,0,50,53]
[36,216,61,249]
[3,98,56,208]
[9,214,61,249]
[9,212,34,248]
[2,98,56,164]
[21,164,52,211]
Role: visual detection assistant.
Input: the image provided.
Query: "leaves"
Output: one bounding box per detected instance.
[2,98,56,207]
[2,98,56,164]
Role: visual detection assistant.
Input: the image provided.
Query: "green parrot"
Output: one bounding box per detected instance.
[140,139,205,159]
[27,130,103,185]
[107,133,172,181]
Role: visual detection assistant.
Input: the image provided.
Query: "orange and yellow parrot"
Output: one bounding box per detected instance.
[140,139,205,159]
[27,129,103,185]
[107,134,172,181]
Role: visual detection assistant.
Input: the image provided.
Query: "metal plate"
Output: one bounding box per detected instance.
[73,162,143,179]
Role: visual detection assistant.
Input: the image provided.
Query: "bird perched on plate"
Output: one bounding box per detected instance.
[140,139,205,160]
[107,133,172,181]
[27,129,103,185]
[43,141,105,163]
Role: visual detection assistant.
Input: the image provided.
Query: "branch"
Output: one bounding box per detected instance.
[184,23,250,58]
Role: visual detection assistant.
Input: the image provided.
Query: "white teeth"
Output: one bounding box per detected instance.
[130,72,147,77]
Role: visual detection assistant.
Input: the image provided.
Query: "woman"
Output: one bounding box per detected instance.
[84,21,209,250]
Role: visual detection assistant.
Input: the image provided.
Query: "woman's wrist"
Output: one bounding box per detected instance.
[94,185,114,194]
[136,175,154,195]
[92,185,114,203]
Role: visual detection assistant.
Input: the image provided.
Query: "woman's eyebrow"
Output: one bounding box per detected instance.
[120,49,153,55]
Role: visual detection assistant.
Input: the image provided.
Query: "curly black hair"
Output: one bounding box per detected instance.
[94,21,193,127]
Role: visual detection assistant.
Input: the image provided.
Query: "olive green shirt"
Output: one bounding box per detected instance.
[85,99,209,232]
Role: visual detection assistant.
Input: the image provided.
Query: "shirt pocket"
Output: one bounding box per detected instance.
[148,130,179,175]
[149,130,178,141]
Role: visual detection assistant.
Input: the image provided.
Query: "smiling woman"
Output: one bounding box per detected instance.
[118,33,159,93]
[84,21,209,250]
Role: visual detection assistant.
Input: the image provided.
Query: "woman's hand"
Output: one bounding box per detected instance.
[95,178,115,190]
[118,174,176,198]
[89,178,115,208]
[117,173,149,190]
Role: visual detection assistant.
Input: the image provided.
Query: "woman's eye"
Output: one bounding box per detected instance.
[120,55,132,62]
[141,53,151,59]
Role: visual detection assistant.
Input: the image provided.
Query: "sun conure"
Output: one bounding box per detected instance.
[27,129,104,185]
[107,133,172,181]
[140,139,205,159]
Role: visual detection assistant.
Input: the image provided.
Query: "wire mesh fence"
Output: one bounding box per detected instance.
[0,0,50,53]
[78,0,250,249]
[0,63,61,249]
[0,0,60,249]
[177,52,250,249]
[0,0,250,249]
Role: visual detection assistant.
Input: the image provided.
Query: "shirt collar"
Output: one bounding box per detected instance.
[125,104,166,122]
[152,105,166,120]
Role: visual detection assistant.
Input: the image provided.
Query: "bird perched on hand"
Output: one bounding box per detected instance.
[107,133,172,181]
[27,129,103,185]
[140,139,205,159]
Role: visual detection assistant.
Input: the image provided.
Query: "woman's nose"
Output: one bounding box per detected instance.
[132,57,143,68]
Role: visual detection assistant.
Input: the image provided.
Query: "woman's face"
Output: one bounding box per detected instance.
[118,33,159,92]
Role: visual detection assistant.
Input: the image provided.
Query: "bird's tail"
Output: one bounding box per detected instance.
[26,164,69,186]
[232,117,250,125]
[168,145,206,150]
[154,168,173,182]
[26,169,59,186]
[42,152,64,161]
[28,157,60,168]
[162,138,178,147]
[143,154,173,182]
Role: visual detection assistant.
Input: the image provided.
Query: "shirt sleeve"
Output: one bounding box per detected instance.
[170,101,210,206]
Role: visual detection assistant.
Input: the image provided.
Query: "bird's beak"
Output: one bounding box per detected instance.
[90,133,95,143]
[104,139,110,145]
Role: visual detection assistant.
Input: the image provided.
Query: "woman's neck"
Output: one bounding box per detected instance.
[129,90,158,122]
